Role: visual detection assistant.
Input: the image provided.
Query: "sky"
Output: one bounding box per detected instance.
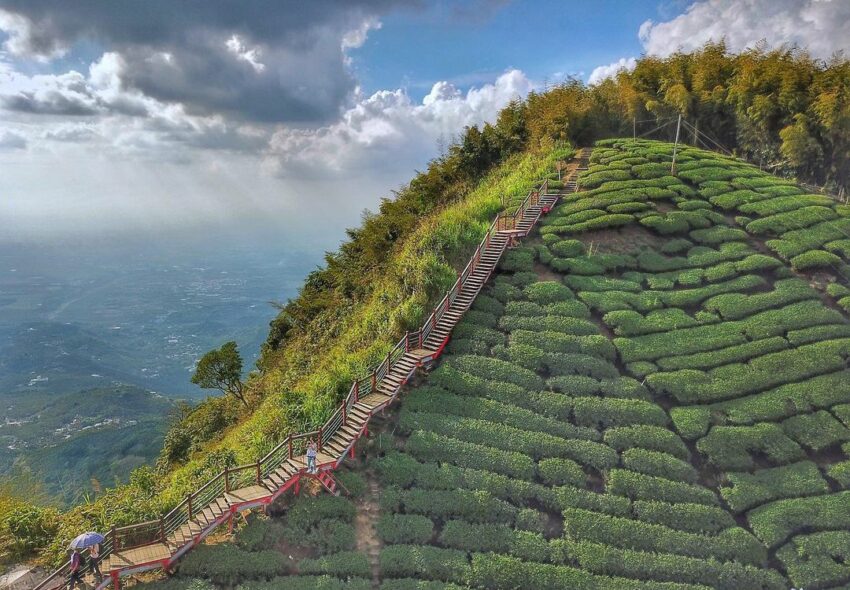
[1,0,849,249]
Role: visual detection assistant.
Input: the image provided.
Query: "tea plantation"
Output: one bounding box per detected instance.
[138,140,850,589]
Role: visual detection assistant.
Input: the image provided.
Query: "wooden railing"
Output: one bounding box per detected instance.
[37,173,556,590]
[496,179,549,231]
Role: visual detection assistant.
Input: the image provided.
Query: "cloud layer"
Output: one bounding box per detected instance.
[639,0,850,59]
[0,0,405,123]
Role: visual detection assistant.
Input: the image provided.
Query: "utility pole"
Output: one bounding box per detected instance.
[671,113,682,175]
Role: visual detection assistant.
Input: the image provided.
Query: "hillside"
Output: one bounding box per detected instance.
[132,139,850,590]
[7,43,850,579]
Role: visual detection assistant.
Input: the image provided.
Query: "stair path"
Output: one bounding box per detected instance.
[34,148,590,590]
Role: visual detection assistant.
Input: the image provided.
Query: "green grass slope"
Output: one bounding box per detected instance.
[137,140,850,590]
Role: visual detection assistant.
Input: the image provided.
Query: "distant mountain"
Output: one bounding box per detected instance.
[0,385,175,505]
[0,321,142,394]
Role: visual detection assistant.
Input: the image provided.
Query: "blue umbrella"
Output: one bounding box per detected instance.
[69,532,104,549]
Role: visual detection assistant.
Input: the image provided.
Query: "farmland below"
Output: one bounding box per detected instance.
[133,140,850,590]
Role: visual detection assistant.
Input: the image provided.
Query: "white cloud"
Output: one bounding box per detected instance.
[0,129,26,149]
[341,17,382,51]
[265,69,533,178]
[639,0,850,58]
[587,57,637,85]
[225,35,266,73]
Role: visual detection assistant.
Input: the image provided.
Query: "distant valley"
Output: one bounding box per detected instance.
[0,232,321,505]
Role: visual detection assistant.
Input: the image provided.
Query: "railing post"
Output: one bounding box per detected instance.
[318,427,323,450]
[431,313,436,331]
[288,436,293,460]
[224,466,230,492]
[111,526,118,551]
[342,402,347,425]
[354,381,359,403]
[187,493,193,520]
[371,371,376,391]
[404,331,409,352]
[386,350,391,371]
[159,517,165,543]
[256,460,261,484]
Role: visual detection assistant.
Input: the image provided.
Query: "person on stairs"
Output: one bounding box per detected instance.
[89,542,102,581]
[67,549,84,590]
[306,439,317,473]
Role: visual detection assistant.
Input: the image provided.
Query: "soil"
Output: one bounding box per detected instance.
[354,472,383,588]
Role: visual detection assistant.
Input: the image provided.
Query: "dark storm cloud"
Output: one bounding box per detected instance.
[2,89,99,115]
[0,0,418,122]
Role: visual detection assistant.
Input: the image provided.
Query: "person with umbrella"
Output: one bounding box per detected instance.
[68,532,104,588]
[67,548,83,590]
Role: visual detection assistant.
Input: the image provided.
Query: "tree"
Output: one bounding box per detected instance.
[192,341,248,407]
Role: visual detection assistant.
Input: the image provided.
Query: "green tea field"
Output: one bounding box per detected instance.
[137,140,850,590]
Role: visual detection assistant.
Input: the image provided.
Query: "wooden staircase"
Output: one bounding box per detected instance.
[34,149,589,590]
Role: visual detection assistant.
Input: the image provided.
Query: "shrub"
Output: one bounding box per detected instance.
[621,448,698,483]
[286,496,356,531]
[403,388,595,440]
[631,500,735,535]
[689,226,748,245]
[669,407,711,440]
[523,281,575,303]
[376,514,434,545]
[178,545,289,586]
[655,337,790,372]
[499,314,599,336]
[379,581,466,590]
[646,339,850,404]
[702,278,817,320]
[790,249,844,270]
[603,425,690,461]
[696,423,805,470]
[562,508,765,566]
[239,577,371,590]
[379,545,470,584]
[746,206,837,235]
[607,469,719,507]
[428,365,573,420]
[404,431,536,480]
[604,308,700,336]
[381,486,517,525]
[544,353,619,379]
[515,508,546,534]
[438,520,547,558]
[747,492,850,547]
[298,552,371,578]
[579,168,633,188]
[561,539,785,590]
[549,239,585,257]
[739,194,834,215]
[708,371,850,425]
[538,458,586,487]
[781,410,850,451]
[461,309,498,328]
[500,247,536,272]
[510,330,616,359]
[399,410,593,461]
[451,322,504,346]
[470,294,504,316]
[236,518,285,552]
[571,396,668,429]
[721,461,829,513]
[447,355,544,390]
[776,530,850,590]
[787,324,850,346]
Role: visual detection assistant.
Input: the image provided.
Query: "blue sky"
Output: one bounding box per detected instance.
[354,0,667,97]
[0,0,848,245]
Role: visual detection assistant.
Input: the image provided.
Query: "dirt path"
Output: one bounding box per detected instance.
[354,472,383,588]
